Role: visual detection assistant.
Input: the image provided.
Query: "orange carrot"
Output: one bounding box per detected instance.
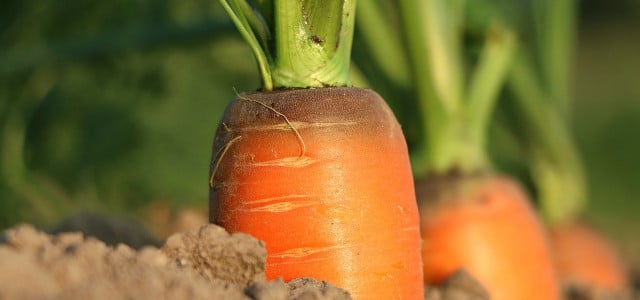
[417,174,560,300]
[209,87,423,299]
[550,221,628,294]
[214,1,424,298]
[376,1,562,298]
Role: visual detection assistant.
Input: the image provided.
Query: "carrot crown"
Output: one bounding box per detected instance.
[398,0,516,176]
[219,0,356,90]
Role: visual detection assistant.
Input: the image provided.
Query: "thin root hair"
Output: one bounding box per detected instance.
[234,89,307,158]
[210,135,242,188]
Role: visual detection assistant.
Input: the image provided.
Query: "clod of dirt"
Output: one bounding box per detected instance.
[424,269,490,300]
[0,223,351,300]
[0,224,244,300]
[162,223,267,286]
[246,279,290,300]
[245,278,351,300]
[287,278,352,300]
[564,283,633,300]
[0,246,61,299]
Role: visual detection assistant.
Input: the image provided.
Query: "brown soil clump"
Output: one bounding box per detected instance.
[0,224,350,300]
[162,224,266,286]
[563,283,633,300]
[424,269,490,300]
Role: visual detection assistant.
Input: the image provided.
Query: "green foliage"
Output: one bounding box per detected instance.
[219,0,356,89]
[0,1,638,253]
[0,0,256,229]
[355,0,516,176]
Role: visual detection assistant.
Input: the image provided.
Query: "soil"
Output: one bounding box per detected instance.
[563,283,636,300]
[424,269,490,300]
[0,223,350,300]
[1,213,637,300]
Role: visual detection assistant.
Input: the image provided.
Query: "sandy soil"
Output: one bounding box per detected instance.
[424,270,489,300]
[0,215,636,300]
[0,223,350,300]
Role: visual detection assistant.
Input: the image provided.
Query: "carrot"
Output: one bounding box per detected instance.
[211,1,424,299]
[499,1,631,297]
[210,87,422,298]
[352,1,561,299]
[417,174,560,300]
[550,221,628,295]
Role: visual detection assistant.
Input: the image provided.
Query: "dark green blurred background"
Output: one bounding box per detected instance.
[1,1,638,261]
[573,2,640,263]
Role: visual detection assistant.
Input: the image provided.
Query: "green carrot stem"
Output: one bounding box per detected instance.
[421,0,465,113]
[465,24,516,171]
[219,0,274,90]
[533,0,576,117]
[272,0,355,88]
[513,0,583,223]
[353,0,424,150]
[398,0,441,176]
[355,0,410,88]
[508,52,586,223]
[401,0,514,176]
[219,0,356,90]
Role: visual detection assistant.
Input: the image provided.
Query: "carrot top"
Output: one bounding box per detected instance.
[398,0,516,176]
[504,0,584,224]
[219,0,356,90]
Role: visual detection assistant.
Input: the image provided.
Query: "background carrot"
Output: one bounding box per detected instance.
[355,1,560,299]
[498,0,631,297]
[550,221,628,294]
[505,52,631,300]
[482,0,629,297]
[212,1,423,299]
[417,175,559,299]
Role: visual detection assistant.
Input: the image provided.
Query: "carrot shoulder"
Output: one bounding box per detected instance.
[209,87,423,299]
[417,174,560,300]
[550,221,628,295]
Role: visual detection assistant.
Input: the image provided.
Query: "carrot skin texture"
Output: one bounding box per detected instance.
[550,221,628,294]
[417,175,560,300]
[210,87,424,299]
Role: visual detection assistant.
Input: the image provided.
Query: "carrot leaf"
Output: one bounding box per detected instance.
[355,0,410,89]
[507,52,586,224]
[399,0,511,176]
[534,0,576,117]
[220,0,356,89]
[219,0,273,90]
[465,23,516,165]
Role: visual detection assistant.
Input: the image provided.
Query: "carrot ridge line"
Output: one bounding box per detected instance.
[242,194,312,205]
[237,193,316,213]
[268,244,351,259]
[266,256,330,266]
[249,156,318,168]
[239,200,318,213]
